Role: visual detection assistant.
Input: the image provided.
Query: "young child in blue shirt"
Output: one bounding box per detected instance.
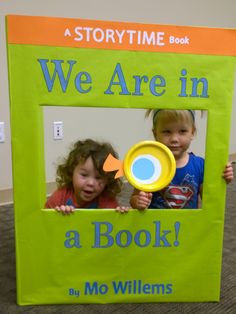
[130,109,234,209]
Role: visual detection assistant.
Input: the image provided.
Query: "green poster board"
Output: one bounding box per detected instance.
[6,15,236,305]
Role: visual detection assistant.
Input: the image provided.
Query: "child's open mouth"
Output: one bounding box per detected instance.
[82,190,95,198]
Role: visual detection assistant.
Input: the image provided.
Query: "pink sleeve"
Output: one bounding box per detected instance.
[45,188,68,208]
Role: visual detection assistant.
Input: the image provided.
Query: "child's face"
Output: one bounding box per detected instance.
[72,156,107,205]
[153,117,195,160]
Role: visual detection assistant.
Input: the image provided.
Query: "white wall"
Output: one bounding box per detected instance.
[43,107,152,182]
[0,0,235,200]
[43,108,207,183]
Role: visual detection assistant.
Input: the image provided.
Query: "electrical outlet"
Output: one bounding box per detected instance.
[53,121,63,140]
[0,122,5,143]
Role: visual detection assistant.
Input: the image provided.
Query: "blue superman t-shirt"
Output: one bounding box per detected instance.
[149,153,204,209]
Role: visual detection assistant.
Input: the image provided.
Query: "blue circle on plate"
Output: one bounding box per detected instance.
[132,157,155,180]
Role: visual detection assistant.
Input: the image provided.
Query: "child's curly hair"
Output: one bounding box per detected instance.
[56,139,122,197]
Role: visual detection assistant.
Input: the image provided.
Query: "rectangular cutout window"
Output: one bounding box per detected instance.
[43,107,207,209]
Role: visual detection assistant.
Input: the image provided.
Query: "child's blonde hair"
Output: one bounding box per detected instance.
[146,109,196,135]
[56,139,122,197]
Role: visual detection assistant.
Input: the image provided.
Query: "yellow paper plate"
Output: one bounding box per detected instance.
[123,141,176,192]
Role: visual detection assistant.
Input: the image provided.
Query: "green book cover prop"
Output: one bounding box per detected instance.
[6,15,236,304]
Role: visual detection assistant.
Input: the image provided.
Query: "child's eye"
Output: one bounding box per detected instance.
[80,172,88,177]
[162,130,170,134]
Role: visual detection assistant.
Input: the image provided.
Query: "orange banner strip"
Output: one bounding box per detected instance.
[7,15,236,56]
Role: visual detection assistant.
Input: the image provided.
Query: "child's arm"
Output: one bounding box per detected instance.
[223,162,234,184]
[130,189,152,209]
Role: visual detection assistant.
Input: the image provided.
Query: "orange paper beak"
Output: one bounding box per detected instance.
[103,154,124,179]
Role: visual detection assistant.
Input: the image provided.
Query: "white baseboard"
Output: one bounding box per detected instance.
[0,182,57,206]
[0,188,13,206]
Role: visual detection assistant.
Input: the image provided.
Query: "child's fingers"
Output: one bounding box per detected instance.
[139,192,152,207]
[139,191,150,197]
[223,163,234,183]
[139,191,152,200]
[224,162,233,171]
[116,206,130,213]
[130,191,153,209]
[137,198,152,209]
[55,205,75,214]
